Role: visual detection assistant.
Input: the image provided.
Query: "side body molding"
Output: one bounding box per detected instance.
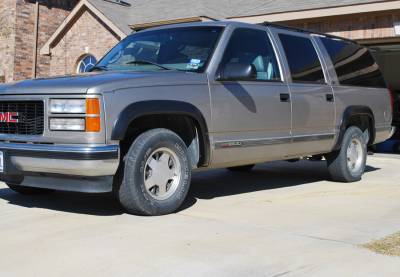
[333,105,375,150]
[111,100,210,166]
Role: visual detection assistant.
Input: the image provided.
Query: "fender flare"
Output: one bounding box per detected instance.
[333,105,375,150]
[111,100,210,166]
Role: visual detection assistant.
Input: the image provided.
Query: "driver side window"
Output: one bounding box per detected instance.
[220,28,281,81]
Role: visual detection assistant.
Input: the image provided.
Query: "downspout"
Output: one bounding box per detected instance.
[32,0,39,78]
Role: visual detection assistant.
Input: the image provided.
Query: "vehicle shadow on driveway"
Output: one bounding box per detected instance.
[0,161,380,216]
[181,161,380,210]
[0,188,124,216]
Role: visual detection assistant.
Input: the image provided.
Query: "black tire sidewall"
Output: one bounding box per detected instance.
[337,127,367,181]
[121,129,191,215]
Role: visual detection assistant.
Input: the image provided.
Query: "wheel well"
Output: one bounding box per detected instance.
[120,114,205,168]
[334,107,376,150]
[345,114,374,144]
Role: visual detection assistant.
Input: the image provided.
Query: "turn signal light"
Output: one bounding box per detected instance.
[85,98,101,132]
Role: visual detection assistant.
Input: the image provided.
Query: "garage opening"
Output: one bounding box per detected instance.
[369,44,400,152]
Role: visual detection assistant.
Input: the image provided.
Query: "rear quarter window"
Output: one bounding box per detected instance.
[320,37,387,88]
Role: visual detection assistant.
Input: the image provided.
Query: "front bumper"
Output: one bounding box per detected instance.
[0,143,119,193]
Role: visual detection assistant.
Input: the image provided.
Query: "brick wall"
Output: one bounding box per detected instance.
[284,10,400,41]
[37,1,79,78]
[49,8,119,75]
[0,0,16,83]
[13,0,77,81]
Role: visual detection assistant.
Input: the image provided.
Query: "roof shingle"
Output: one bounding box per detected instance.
[88,0,391,34]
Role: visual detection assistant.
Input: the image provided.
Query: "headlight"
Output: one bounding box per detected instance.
[50,99,86,114]
[50,118,85,131]
[49,98,101,132]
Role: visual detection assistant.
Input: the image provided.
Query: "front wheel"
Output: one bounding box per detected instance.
[325,126,367,182]
[118,128,191,216]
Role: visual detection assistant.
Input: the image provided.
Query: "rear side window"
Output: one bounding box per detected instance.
[279,34,326,84]
[220,28,281,81]
[320,37,386,88]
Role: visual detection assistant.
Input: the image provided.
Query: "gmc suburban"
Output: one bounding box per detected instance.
[0,22,394,215]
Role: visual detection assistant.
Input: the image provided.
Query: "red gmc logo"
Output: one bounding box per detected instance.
[0,112,19,123]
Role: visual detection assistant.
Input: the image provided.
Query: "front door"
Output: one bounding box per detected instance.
[209,27,292,167]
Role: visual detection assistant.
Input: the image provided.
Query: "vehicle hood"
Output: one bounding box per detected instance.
[0,71,208,95]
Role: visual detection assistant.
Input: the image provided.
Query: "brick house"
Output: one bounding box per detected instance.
[1,0,400,93]
[0,0,78,82]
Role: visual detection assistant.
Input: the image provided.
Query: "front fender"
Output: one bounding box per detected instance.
[111,100,210,165]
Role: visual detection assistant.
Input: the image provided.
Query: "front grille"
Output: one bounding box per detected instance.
[0,101,44,135]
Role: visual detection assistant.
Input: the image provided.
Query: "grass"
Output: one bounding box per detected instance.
[362,232,400,256]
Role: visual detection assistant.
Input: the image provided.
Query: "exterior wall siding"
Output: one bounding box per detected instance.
[49,8,119,76]
[284,10,400,41]
[0,0,17,83]
[13,0,76,81]
[36,1,78,78]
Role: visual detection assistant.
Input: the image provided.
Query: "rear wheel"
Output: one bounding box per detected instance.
[227,164,255,172]
[6,184,54,195]
[118,128,191,216]
[326,126,367,182]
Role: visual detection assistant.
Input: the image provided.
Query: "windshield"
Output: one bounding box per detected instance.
[96,26,223,72]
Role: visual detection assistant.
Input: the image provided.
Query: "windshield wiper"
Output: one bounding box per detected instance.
[89,65,109,72]
[125,60,175,71]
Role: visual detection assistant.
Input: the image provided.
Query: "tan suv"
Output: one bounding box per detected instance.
[0,21,394,215]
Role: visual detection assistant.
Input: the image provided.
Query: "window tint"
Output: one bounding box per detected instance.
[279,34,325,84]
[97,27,223,72]
[321,38,386,88]
[219,28,281,81]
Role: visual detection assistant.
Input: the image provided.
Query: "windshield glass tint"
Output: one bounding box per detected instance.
[97,27,223,72]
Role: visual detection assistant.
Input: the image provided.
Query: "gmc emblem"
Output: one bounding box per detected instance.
[0,112,19,123]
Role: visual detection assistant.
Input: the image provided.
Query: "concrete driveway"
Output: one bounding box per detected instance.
[0,155,399,277]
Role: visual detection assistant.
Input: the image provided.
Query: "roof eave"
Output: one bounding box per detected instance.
[129,16,217,31]
[40,0,127,56]
[227,0,400,23]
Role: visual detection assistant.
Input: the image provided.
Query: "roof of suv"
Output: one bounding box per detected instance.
[135,21,356,44]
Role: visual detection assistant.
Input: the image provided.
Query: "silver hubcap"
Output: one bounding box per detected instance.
[144,147,181,201]
[346,138,364,173]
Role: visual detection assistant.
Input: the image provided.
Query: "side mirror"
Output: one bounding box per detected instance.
[217,63,257,81]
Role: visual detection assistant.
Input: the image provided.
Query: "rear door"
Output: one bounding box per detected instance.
[272,30,336,155]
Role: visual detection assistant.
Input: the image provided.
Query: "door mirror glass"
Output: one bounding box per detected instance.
[217,63,257,81]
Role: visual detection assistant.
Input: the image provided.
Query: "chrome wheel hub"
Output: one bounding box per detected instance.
[144,147,181,200]
[346,138,363,173]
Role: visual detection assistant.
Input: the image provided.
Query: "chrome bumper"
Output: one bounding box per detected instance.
[0,143,119,177]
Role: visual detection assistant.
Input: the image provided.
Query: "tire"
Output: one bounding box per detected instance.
[227,164,255,172]
[118,128,191,216]
[6,183,55,195]
[326,126,367,182]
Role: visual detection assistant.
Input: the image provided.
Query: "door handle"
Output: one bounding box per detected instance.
[280,93,290,102]
[326,94,334,102]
